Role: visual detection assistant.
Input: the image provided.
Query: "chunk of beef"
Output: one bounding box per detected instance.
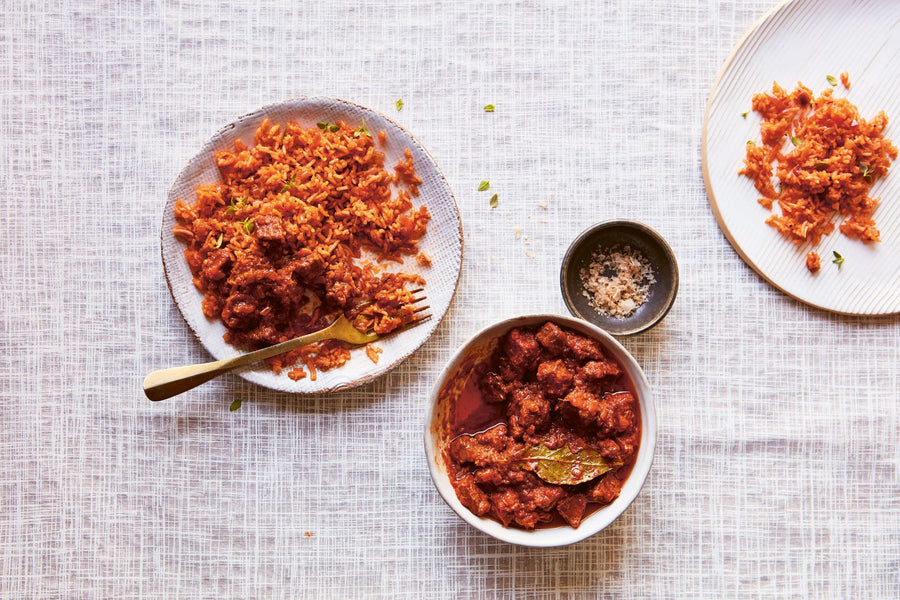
[523,480,565,513]
[448,425,510,467]
[490,475,565,529]
[201,249,232,282]
[536,359,574,398]
[480,371,509,404]
[614,430,640,461]
[595,391,637,436]
[565,331,605,361]
[221,293,258,330]
[556,494,588,528]
[254,214,285,243]
[497,356,524,382]
[595,438,624,462]
[535,321,568,356]
[474,463,530,488]
[288,251,325,282]
[455,474,491,516]
[577,360,621,384]
[507,384,550,438]
[475,423,510,450]
[559,388,637,435]
[558,385,603,430]
[490,488,524,528]
[588,472,624,505]
[535,422,591,454]
[594,430,638,464]
[325,279,352,307]
[503,328,540,372]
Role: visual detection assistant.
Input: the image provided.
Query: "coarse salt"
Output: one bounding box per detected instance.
[579,245,655,319]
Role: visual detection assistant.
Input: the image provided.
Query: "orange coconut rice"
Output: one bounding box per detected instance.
[739,79,897,271]
[173,118,429,380]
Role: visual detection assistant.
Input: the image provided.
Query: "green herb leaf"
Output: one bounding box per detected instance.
[742,110,749,118]
[860,163,874,183]
[477,180,490,191]
[328,124,339,132]
[484,104,496,112]
[240,218,255,234]
[489,193,498,208]
[316,121,328,130]
[353,119,370,138]
[212,233,224,249]
[225,196,247,215]
[281,174,298,193]
[514,444,622,486]
[832,251,844,269]
[229,398,243,412]
[814,161,829,170]
[395,98,403,111]
[826,74,838,86]
[791,136,802,147]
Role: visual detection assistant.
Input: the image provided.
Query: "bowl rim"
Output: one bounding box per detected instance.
[423,313,657,547]
[559,219,679,336]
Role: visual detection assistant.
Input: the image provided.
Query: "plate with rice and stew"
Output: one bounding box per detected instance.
[161,97,462,393]
[703,0,900,314]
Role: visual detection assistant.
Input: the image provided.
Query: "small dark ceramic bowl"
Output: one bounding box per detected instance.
[560,220,678,335]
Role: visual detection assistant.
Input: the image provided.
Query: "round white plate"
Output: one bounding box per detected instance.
[703,0,900,315]
[161,97,463,393]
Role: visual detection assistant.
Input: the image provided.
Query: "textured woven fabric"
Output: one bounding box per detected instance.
[2,0,898,598]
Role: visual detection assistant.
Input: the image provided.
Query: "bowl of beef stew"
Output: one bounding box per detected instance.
[425,314,656,546]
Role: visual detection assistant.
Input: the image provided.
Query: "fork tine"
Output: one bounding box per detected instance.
[362,310,432,340]
[408,287,424,295]
[413,304,430,314]
[390,313,433,335]
[353,300,373,311]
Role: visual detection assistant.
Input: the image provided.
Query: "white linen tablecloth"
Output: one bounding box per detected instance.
[2,0,898,597]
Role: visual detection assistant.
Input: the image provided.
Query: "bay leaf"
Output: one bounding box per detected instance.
[514,444,622,486]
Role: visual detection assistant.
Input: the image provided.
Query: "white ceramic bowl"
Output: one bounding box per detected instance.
[424,314,657,547]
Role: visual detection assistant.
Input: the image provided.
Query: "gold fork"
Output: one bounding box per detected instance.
[143,290,430,401]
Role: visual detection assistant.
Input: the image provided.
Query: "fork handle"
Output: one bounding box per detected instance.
[142,327,333,401]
